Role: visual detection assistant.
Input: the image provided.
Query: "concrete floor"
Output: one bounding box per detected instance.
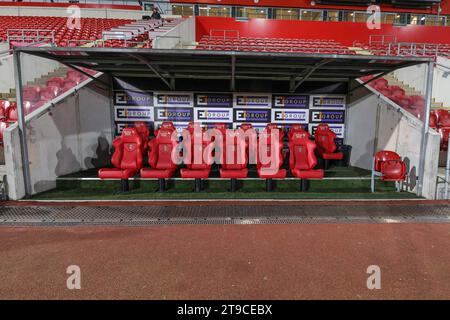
[0,223,449,299]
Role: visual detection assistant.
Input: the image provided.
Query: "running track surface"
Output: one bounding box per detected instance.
[0,223,449,299]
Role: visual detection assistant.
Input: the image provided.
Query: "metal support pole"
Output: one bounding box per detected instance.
[417,60,434,197]
[230,55,236,92]
[445,133,450,199]
[13,50,32,198]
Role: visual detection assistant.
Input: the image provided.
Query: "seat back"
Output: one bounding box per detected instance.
[288,124,306,140]
[289,130,318,170]
[374,150,401,172]
[429,112,438,129]
[240,123,253,131]
[111,127,143,170]
[148,129,178,170]
[183,124,211,170]
[221,130,248,170]
[6,104,17,122]
[258,129,283,170]
[133,121,150,145]
[154,121,175,137]
[440,127,450,151]
[314,124,338,154]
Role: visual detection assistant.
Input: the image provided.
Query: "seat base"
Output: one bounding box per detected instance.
[322,152,344,160]
[140,168,175,179]
[258,168,287,179]
[180,168,211,179]
[219,168,248,179]
[98,168,137,180]
[291,168,324,179]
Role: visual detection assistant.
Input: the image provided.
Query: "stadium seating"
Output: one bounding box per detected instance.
[196,36,356,54]
[371,150,407,192]
[257,128,287,191]
[289,128,324,191]
[0,16,133,48]
[180,123,213,191]
[140,128,178,191]
[98,127,143,191]
[314,123,344,169]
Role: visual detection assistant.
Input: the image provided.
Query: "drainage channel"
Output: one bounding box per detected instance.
[0,204,449,226]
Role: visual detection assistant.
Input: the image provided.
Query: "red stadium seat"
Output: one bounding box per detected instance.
[429,112,438,129]
[23,86,41,103]
[219,129,248,191]
[98,127,143,191]
[46,77,65,88]
[0,121,8,145]
[257,129,286,191]
[0,104,6,121]
[439,127,450,151]
[133,121,150,153]
[314,124,344,168]
[180,123,213,191]
[289,129,324,191]
[6,103,17,122]
[140,129,178,191]
[371,150,407,192]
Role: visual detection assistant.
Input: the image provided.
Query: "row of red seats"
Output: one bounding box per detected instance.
[0,16,133,47]
[362,76,425,119]
[0,68,96,145]
[98,122,345,192]
[22,70,89,112]
[197,36,356,54]
[362,75,450,151]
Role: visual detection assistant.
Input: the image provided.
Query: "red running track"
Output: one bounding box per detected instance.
[0,223,449,299]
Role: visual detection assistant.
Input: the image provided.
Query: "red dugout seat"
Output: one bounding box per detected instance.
[98,127,143,191]
[141,128,178,191]
[314,124,344,168]
[289,129,324,191]
[219,128,249,191]
[133,121,150,153]
[257,129,286,191]
[180,123,213,191]
[371,150,407,192]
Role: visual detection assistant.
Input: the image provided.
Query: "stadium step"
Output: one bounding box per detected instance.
[384,74,447,109]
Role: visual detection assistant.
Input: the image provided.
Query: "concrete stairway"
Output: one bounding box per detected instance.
[0,66,69,102]
[384,73,445,109]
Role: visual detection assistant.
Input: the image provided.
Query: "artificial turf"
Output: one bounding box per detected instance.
[31,166,419,200]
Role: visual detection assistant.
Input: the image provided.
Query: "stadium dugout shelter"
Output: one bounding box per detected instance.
[3,46,439,200]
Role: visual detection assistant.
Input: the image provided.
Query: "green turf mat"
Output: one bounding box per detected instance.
[32,174,418,200]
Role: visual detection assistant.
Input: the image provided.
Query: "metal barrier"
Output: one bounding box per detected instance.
[209,29,240,40]
[196,43,356,54]
[369,34,397,46]
[7,29,55,46]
